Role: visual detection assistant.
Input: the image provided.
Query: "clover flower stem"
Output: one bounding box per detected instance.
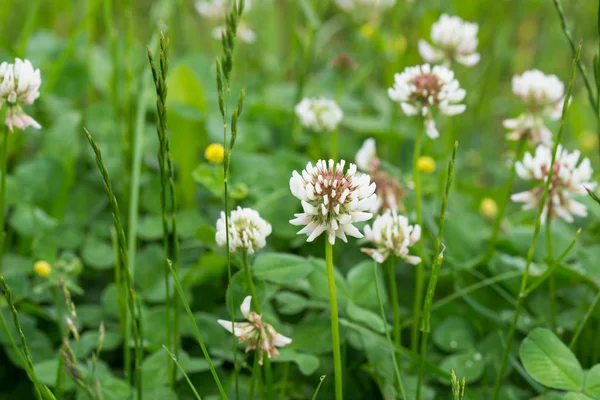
[249,353,260,400]
[52,287,66,400]
[546,219,557,333]
[278,362,290,400]
[0,126,7,258]
[330,129,338,160]
[386,256,401,347]
[492,43,580,400]
[484,136,526,262]
[325,241,343,400]
[411,121,425,353]
[569,291,600,350]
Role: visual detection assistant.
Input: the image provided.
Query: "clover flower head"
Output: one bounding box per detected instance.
[0,58,41,131]
[218,296,292,365]
[290,159,377,245]
[511,144,595,223]
[295,97,343,133]
[355,138,378,172]
[195,0,252,20]
[418,14,480,67]
[388,64,466,139]
[212,23,257,43]
[216,207,272,254]
[362,209,421,264]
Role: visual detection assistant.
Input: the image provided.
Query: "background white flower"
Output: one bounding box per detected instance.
[511,144,595,223]
[388,64,466,139]
[335,0,396,13]
[216,207,272,254]
[295,97,343,132]
[196,0,252,20]
[418,14,480,67]
[355,138,377,172]
[290,159,377,244]
[362,209,421,264]
[0,58,41,131]
[218,296,292,365]
[212,23,256,43]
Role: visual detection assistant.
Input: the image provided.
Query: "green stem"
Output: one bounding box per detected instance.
[325,241,343,400]
[492,44,580,400]
[411,121,425,353]
[53,287,65,400]
[278,362,290,400]
[0,126,7,258]
[485,136,526,261]
[546,220,556,332]
[386,257,401,347]
[330,130,338,160]
[569,290,600,350]
[249,354,259,400]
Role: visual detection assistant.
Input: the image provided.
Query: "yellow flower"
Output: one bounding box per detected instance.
[480,198,498,219]
[581,131,598,151]
[360,24,376,39]
[417,156,436,174]
[205,143,225,164]
[34,261,51,278]
[388,36,407,54]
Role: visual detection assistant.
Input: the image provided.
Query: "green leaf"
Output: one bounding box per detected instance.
[346,302,386,333]
[306,258,350,306]
[519,327,583,391]
[564,393,593,400]
[438,351,485,384]
[347,260,387,309]
[432,316,476,353]
[275,291,309,315]
[252,253,314,285]
[82,236,115,270]
[584,364,600,397]
[272,348,320,375]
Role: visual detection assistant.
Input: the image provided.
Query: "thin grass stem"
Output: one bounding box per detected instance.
[411,121,425,353]
[325,241,343,400]
[311,376,327,400]
[162,346,202,400]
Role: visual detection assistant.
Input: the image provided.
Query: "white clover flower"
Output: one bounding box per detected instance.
[362,209,421,264]
[218,296,292,365]
[335,0,396,13]
[215,206,272,254]
[504,70,565,145]
[195,0,252,20]
[388,64,466,139]
[290,159,377,244]
[511,144,595,223]
[212,23,256,43]
[295,97,343,133]
[0,58,41,131]
[355,138,377,172]
[418,14,480,67]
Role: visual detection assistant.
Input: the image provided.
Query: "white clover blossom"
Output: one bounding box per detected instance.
[290,159,377,244]
[418,14,480,67]
[212,23,256,43]
[215,207,272,254]
[504,70,565,145]
[195,0,252,20]
[218,296,292,365]
[511,144,595,223]
[295,97,343,133]
[335,0,396,13]
[362,209,421,264]
[355,138,377,172]
[0,58,41,131]
[388,64,466,139]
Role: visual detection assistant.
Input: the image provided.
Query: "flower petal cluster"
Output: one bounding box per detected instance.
[418,14,480,67]
[295,98,343,133]
[0,58,41,131]
[388,64,466,139]
[362,209,421,264]
[290,159,377,244]
[195,0,256,43]
[218,296,292,365]
[511,144,594,223]
[216,207,272,254]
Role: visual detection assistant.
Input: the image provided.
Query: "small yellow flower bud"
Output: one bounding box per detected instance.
[34,261,51,277]
[360,24,376,39]
[480,197,498,219]
[205,143,225,164]
[417,156,436,174]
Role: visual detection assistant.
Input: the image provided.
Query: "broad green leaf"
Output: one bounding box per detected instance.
[82,236,115,270]
[252,252,314,285]
[564,393,593,400]
[519,327,583,391]
[432,316,475,353]
[272,348,320,375]
[275,291,309,315]
[346,302,386,333]
[584,364,600,397]
[438,351,485,384]
[347,260,387,309]
[306,258,350,306]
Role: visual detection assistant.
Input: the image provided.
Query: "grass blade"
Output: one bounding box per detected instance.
[162,345,202,400]
[311,375,327,400]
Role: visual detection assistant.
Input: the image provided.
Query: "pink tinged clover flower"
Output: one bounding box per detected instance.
[388,64,466,139]
[215,206,272,254]
[362,209,421,264]
[418,14,480,67]
[217,296,292,365]
[289,159,377,245]
[511,144,595,223]
[0,58,41,132]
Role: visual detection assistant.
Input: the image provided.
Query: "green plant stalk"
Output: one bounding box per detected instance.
[54,353,65,400]
[385,256,401,347]
[311,376,327,400]
[570,290,600,350]
[53,287,66,400]
[291,26,317,145]
[546,220,556,332]
[111,227,129,382]
[325,241,343,400]
[491,44,580,400]
[168,260,228,399]
[278,362,290,400]
[249,354,259,400]
[162,346,202,400]
[0,126,8,257]
[330,130,338,160]
[417,142,457,400]
[16,0,42,57]
[374,262,406,399]
[484,136,526,261]
[411,122,425,353]
[84,129,142,400]
[103,0,119,122]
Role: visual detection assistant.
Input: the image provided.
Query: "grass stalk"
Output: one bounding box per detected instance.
[84,128,142,400]
[569,291,600,350]
[491,44,580,400]
[411,121,425,353]
[0,126,8,256]
[163,345,203,400]
[416,142,458,399]
[325,241,343,400]
[385,256,401,347]
[546,220,556,332]
[374,262,406,399]
[311,376,327,400]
